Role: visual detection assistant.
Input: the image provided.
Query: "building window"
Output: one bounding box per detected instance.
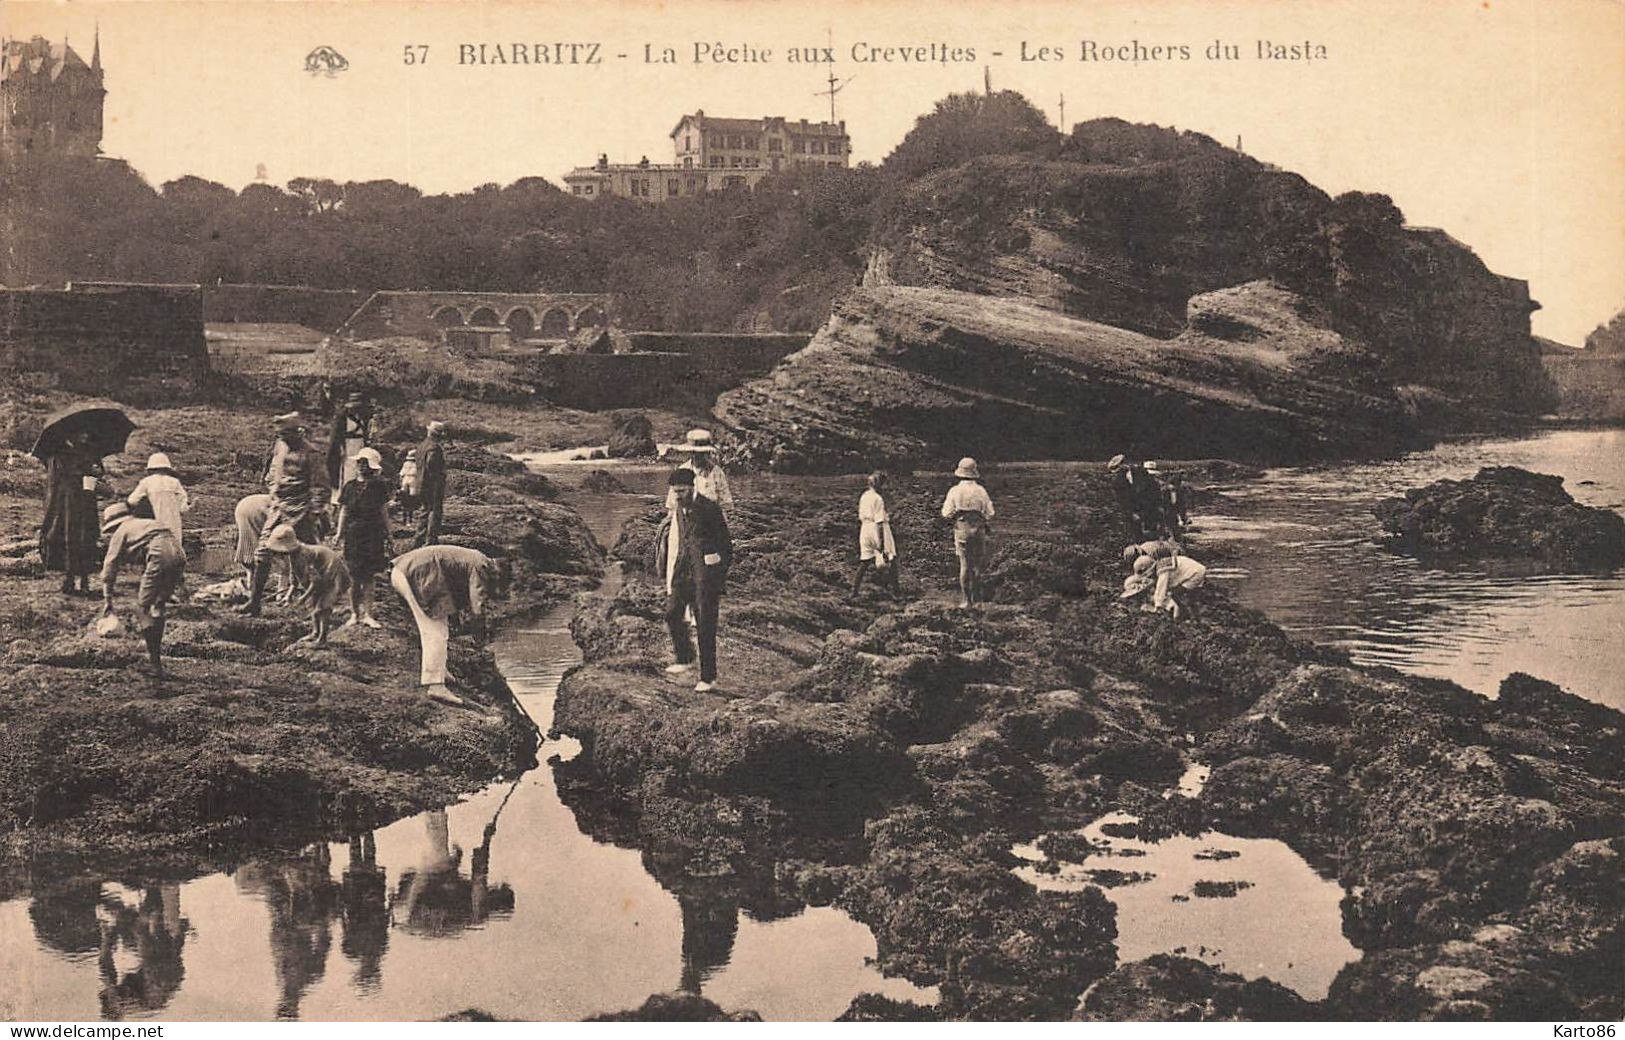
[572,185,582,195]
[668,179,680,197]
[744,135,757,150]
[683,156,693,168]
[728,135,742,148]
[584,184,595,195]
[687,178,700,194]
[828,141,841,155]
[709,155,723,167]
[684,135,691,150]
[709,134,721,148]
[792,139,806,153]
[724,176,746,189]
[768,138,783,152]
[811,140,825,154]
[729,156,741,167]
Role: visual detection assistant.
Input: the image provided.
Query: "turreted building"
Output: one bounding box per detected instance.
[1,32,105,160]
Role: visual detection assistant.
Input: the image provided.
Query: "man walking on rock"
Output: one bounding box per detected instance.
[656,468,732,693]
[940,457,995,608]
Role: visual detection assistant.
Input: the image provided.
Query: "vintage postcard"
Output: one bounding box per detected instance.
[0,0,1621,1027]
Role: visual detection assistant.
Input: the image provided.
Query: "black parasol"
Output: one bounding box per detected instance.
[29,402,137,462]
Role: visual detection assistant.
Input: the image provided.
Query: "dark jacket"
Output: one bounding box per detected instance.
[414,438,447,507]
[654,493,732,595]
[1112,465,1164,521]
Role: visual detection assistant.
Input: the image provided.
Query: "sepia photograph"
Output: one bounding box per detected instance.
[0,0,1621,1026]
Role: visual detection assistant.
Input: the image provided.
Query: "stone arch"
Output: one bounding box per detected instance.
[431,306,465,327]
[505,307,536,339]
[574,305,607,330]
[539,307,571,337]
[469,306,501,326]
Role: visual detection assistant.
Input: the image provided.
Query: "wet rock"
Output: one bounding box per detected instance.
[1192,880,1254,898]
[586,993,762,1022]
[605,410,657,459]
[1076,954,1316,1022]
[580,468,628,494]
[1374,466,1625,572]
[836,993,943,1021]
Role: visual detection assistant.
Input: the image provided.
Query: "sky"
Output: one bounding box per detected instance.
[7,0,1624,343]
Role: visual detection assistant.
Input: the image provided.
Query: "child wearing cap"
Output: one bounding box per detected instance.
[397,449,420,522]
[262,524,352,645]
[99,501,186,680]
[1120,549,1208,620]
[333,446,391,628]
[128,452,190,545]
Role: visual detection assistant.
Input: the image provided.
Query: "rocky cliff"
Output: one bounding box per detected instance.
[714,282,1419,473]
[869,123,1553,417]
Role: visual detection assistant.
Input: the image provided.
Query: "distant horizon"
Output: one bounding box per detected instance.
[6,0,1622,342]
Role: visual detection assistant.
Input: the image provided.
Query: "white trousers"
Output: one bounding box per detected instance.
[392,566,450,685]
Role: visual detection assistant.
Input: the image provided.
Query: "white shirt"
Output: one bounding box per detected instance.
[1153,556,1207,610]
[128,473,190,543]
[859,488,889,524]
[940,480,995,519]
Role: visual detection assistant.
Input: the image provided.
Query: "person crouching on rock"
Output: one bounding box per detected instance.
[940,457,995,608]
[333,447,390,629]
[390,544,511,707]
[851,471,901,602]
[262,524,351,645]
[99,502,185,681]
[1121,552,1208,620]
[656,468,732,694]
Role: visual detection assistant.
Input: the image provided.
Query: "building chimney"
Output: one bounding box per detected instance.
[597,153,608,170]
[638,155,649,168]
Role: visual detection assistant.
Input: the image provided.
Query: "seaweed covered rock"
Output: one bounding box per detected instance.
[1076,955,1316,1021]
[1374,466,1625,572]
[586,993,761,1021]
[605,410,657,459]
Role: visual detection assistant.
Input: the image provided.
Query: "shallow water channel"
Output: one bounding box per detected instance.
[4,428,1619,1019]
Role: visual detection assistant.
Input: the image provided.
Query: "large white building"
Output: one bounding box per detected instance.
[563,110,851,202]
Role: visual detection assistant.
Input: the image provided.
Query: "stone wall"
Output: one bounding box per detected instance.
[200,284,366,332]
[0,283,210,394]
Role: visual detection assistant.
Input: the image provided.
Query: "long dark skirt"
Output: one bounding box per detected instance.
[40,453,100,578]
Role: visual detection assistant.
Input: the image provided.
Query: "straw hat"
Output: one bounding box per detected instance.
[1144,461,1161,474]
[1132,554,1156,575]
[1120,573,1154,599]
[1107,454,1127,472]
[272,412,303,434]
[145,452,174,472]
[405,449,418,460]
[683,428,716,453]
[954,457,979,480]
[262,524,302,554]
[355,447,383,470]
[100,502,132,534]
[426,420,447,437]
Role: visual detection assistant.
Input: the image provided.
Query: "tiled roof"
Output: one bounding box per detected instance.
[670,113,847,138]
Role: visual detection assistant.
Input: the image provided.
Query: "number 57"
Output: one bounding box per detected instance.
[403,44,429,65]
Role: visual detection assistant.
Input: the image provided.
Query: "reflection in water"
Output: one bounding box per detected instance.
[97,886,188,1020]
[677,893,739,996]
[1013,812,1359,1001]
[235,846,340,1020]
[29,879,104,956]
[340,833,389,991]
[390,803,516,939]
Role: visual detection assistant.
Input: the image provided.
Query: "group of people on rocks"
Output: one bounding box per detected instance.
[35,394,505,706]
[650,436,1206,695]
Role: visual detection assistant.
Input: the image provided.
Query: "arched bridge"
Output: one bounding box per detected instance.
[336,291,615,342]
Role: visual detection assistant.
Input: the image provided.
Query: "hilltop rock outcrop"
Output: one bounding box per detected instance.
[871,125,1552,416]
[714,283,1418,473]
[1374,466,1625,573]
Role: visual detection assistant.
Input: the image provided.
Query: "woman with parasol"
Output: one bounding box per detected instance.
[34,404,134,597]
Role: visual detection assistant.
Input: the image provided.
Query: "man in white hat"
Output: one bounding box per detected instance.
[99,501,186,680]
[127,452,190,545]
[677,428,733,515]
[939,457,995,607]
